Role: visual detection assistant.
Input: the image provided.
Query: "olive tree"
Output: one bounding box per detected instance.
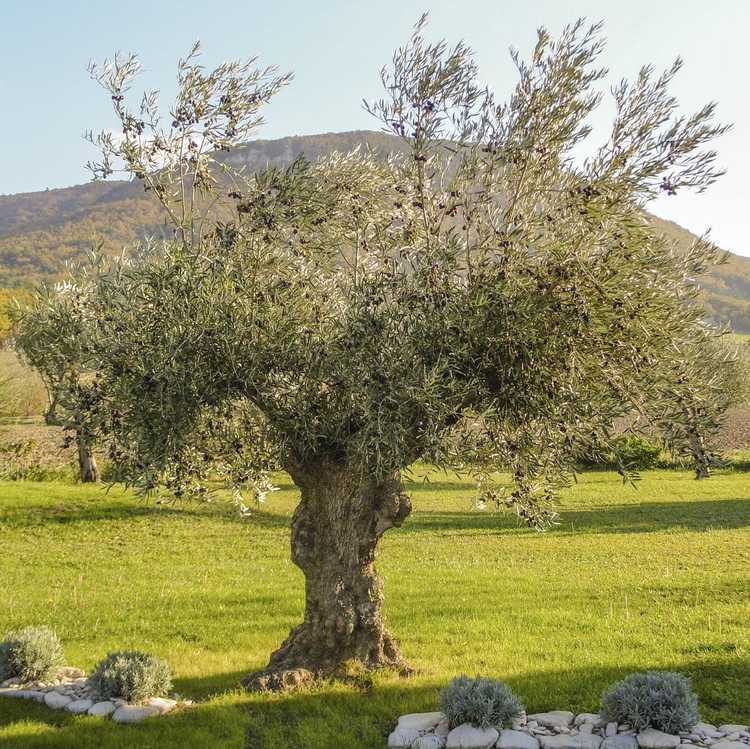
[14,280,101,481]
[41,20,734,689]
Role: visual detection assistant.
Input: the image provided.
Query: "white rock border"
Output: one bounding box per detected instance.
[0,667,193,724]
[387,710,750,749]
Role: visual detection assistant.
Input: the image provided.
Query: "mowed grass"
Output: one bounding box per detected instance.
[1,468,749,748]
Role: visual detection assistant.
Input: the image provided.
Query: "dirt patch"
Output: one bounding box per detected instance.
[0,420,76,475]
[713,406,750,452]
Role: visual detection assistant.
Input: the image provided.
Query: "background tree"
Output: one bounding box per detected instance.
[30,19,734,690]
[14,279,101,481]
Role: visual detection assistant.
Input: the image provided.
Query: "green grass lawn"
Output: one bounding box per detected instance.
[1,468,749,748]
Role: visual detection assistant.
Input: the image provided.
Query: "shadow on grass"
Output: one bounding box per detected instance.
[402,497,750,535]
[2,658,748,749]
[4,466,750,540]
[241,658,750,748]
[1,499,292,531]
[4,495,749,537]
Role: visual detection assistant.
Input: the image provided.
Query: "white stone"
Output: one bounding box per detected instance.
[112,704,161,723]
[718,730,749,737]
[603,736,639,749]
[65,699,94,714]
[398,713,446,732]
[436,720,451,737]
[694,726,720,738]
[57,667,85,679]
[0,677,22,688]
[147,697,177,715]
[414,736,448,749]
[44,691,73,709]
[540,734,603,749]
[712,743,748,749]
[637,730,681,749]
[580,725,594,736]
[607,725,618,738]
[389,728,422,748]
[576,716,603,728]
[530,714,577,730]
[15,690,39,699]
[498,729,541,749]
[88,701,116,717]
[446,723,499,748]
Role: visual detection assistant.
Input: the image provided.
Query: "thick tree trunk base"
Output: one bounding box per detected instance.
[241,458,412,692]
[241,622,411,692]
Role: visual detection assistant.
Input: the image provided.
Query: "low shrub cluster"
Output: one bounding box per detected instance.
[440,675,524,729]
[611,436,664,470]
[1,626,172,704]
[601,671,699,733]
[90,650,173,703]
[579,435,665,471]
[437,670,699,733]
[0,626,66,682]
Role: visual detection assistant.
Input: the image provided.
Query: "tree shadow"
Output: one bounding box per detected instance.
[2,658,747,749]
[240,658,750,748]
[2,502,215,527]
[6,494,748,537]
[402,497,750,535]
[1,497,292,530]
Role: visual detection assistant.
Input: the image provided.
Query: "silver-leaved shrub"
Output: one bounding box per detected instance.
[0,640,14,682]
[441,675,524,729]
[90,651,172,703]
[0,626,66,682]
[601,671,699,733]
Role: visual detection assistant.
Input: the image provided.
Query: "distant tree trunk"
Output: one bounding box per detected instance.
[242,458,412,691]
[685,407,711,480]
[43,394,59,426]
[77,430,99,483]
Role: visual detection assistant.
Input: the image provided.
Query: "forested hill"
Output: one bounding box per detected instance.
[1,130,749,330]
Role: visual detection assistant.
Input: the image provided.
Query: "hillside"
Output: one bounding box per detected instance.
[647,214,750,331]
[2,130,749,330]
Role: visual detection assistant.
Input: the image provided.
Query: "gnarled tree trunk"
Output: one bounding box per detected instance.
[242,458,412,691]
[76,430,99,483]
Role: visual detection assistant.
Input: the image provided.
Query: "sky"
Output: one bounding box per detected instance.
[1,0,748,255]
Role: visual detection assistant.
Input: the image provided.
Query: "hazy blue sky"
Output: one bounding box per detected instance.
[2,0,748,255]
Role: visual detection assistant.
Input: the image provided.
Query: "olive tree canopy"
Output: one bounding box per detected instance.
[22,19,735,690]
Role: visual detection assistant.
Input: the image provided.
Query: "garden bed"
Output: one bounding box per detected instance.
[0,668,191,723]
[388,710,750,749]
